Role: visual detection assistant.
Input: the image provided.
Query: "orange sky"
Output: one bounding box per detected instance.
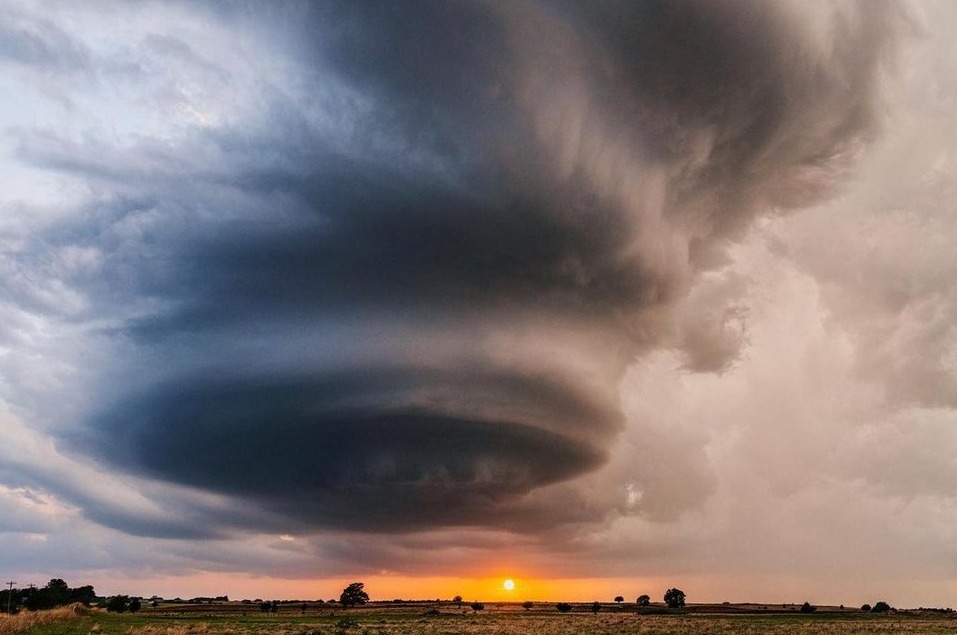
[91,571,957,608]
[100,572,671,603]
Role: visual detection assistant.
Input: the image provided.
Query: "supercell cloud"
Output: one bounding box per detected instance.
[3,0,895,526]
[7,0,957,602]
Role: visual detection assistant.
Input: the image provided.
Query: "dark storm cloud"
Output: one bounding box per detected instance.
[6,0,904,537]
[88,370,610,531]
[125,171,665,340]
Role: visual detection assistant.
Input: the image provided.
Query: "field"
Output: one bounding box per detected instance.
[5,603,957,635]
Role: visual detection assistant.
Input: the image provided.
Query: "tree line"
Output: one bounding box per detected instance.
[0,578,141,614]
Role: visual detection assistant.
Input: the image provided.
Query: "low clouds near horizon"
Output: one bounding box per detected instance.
[2,0,957,606]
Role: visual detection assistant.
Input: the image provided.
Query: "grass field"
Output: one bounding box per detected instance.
[5,603,957,635]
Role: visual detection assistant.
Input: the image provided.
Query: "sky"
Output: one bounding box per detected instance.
[1,0,957,608]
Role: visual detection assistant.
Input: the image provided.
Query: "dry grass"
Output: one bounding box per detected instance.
[0,604,90,635]
[8,606,957,635]
[125,612,957,635]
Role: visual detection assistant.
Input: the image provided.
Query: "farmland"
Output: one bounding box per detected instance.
[5,602,957,635]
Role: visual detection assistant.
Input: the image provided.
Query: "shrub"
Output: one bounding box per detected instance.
[522,601,533,611]
[556,602,572,613]
[800,602,815,613]
[872,601,892,613]
[861,604,872,612]
[470,602,484,611]
[637,595,651,606]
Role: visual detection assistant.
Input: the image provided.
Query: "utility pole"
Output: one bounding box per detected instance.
[5,581,15,615]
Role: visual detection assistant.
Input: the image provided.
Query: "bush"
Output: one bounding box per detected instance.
[861,604,872,612]
[470,602,484,611]
[872,601,892,613]
[800,602,815,613]
[556,602,572,613]
[522,601,533,611]
[637,594,651,607]
[591,601,601,613]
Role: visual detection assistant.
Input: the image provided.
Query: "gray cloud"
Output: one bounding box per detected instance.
[0,8,90,72]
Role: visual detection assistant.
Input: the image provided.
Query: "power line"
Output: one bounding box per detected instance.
[4,581,15,615]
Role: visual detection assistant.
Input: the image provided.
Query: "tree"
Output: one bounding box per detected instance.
[70,585,96,606]
[614,596,624,604]
[556,602,572,613]
[800,602,815,613]
[861,604,872,612]
[872,601,892,613]
[45,579,71,606]
[1,587,22,615]
[663,588,685,609]
[453,595,462,606]
[637,595,651,607]
[339,583,369,608]
[106,595,130,613]
[129,598,142,613]
[591,601,601,613]
[522,601,534,611]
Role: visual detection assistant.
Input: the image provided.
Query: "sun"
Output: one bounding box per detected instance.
[503,579,515,591]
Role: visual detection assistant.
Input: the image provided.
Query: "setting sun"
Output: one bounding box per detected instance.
[503,579,515,591]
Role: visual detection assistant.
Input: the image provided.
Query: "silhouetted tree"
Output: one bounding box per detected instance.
[522,601,533,611]
[1,587,22,614]
[453,595,462,606]
[106,595,130,613]
[591,601,601,613]
[861,604,872,612]
[663,588,685,609]
[556,602,572,613]
[637,594,651,607]
[800,602,815,613]
[614,596,624,604]
[24,579,74,610]
[339,583,369,608]
[70,585,96,606]
[129,598,142,613]
[46,579,70,606]
[872,601,892,613]
[259,601,271,613]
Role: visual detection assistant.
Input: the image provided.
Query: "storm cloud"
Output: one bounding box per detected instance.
[0,0,905,538]
[12,0,957,605]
